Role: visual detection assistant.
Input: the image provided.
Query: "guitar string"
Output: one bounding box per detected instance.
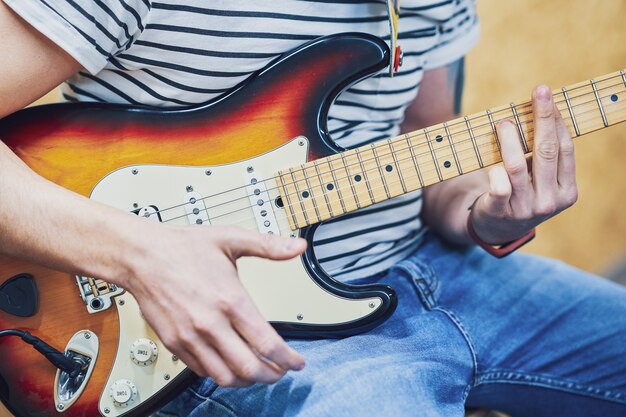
[142,84,624,223]
[144,76,625,220]
[142,75,625,219]
[160,100,622,228]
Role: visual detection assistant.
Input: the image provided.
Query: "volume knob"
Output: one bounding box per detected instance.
[130,338,158,366]
[109,379,137,407]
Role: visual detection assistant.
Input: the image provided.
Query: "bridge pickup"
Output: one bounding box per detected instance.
[246,173,280,235]
[184,191,210,225]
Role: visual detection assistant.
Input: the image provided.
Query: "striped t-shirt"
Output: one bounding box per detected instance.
[6,0,479,281]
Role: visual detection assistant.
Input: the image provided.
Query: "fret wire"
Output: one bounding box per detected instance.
[313,160,335,217]
[590,79,609,127]
[424,128,443,181]
[485,109,501,152]
[510,103,529,153]
[340,153,362,209]
[443,122,462,174]
[355,148,376,204]
[288,168,310,226]
[277,171,300,229]
[404,133,425,187]
[371,144,392,199]
[388,140,408,193]
[621,70,626,89]
[302,164,322,222]
[464,116,484,168]
[327,158,348,214]
[561,87,580,136]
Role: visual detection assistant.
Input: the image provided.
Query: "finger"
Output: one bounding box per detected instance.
[481,165,512,216]
[222,227,307,260]
[555,107,577,192]
[496,119,530,205]
[209,323,287,384]
[531,85,559,196]
[172,336,247,387]
[228,290,305,372]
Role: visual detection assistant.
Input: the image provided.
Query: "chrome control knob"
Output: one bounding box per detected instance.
[109,379,138,408]
[130,338,158,366]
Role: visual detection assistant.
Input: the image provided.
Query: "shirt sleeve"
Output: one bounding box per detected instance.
[3,0,151,75]
[423,0,480,70]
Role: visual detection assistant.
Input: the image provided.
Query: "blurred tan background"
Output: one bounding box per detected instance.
[33,0,626,276]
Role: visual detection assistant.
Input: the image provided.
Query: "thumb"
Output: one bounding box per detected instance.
[222,227,307,260]
[478,165,512,216]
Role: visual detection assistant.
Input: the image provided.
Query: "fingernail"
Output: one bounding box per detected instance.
[293,361,305,371]
[536,85,551,102]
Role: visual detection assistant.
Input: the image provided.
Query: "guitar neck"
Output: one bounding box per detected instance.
[278,70,626,230]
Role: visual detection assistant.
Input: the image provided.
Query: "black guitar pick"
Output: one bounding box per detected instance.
[0,274,38,317]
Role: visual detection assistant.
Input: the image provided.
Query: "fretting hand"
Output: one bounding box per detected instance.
[469,85,578,245]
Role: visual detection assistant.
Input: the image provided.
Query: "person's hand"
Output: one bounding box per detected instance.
[469,85,578,244]
[121,224,307,387]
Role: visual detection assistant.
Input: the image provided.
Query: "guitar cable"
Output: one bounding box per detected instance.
[0,329,83,378]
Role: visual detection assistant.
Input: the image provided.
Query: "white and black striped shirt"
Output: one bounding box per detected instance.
[7,0,479,281]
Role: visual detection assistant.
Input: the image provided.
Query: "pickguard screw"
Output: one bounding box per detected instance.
[131,169,139,175]
[205,170,212,176]
[133,203,139,208]
[85,332,91,339]
[247,166,254,173]
[119,300,125,306]
[298,140,305,146]
[164,374,171,381]
[186,185,194,192]
[290,233,297,238]
[369,302,376,309]
[172,355,179,362]
[297,314,304,321]
[104,407,110,414]
[57,404,65,411]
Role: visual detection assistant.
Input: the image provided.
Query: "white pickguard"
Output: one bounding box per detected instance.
[89,137,381,416]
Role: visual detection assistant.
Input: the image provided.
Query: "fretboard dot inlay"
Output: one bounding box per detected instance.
[385,165,393,172]
[354,174,362,182]
[444,161,451,168]
[302,191,310,198]
[436,135,443,143]
[611,94,619,102]
[326,183,334,191]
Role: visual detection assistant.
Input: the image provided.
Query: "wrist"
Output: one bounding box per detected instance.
[466,210,536,258]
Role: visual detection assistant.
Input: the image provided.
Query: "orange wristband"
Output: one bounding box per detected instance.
[467,214,536,258]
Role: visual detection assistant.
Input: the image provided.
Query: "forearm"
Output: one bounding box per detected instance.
[0,141,145,285]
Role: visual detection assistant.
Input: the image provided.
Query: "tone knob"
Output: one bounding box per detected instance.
[109,379,138,408]
[130,338,158,366]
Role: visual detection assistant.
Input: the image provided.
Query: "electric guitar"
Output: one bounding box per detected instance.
[0,33,624,417]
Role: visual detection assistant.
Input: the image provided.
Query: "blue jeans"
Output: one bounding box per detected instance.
[157,232,626,417]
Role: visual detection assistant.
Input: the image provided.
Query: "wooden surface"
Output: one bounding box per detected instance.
[464,0,626,274]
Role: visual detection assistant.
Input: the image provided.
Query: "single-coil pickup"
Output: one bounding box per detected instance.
[185,191,210,225]
[246,173,280,235]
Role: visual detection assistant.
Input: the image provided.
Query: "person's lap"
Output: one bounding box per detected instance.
[157,232,626,417]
